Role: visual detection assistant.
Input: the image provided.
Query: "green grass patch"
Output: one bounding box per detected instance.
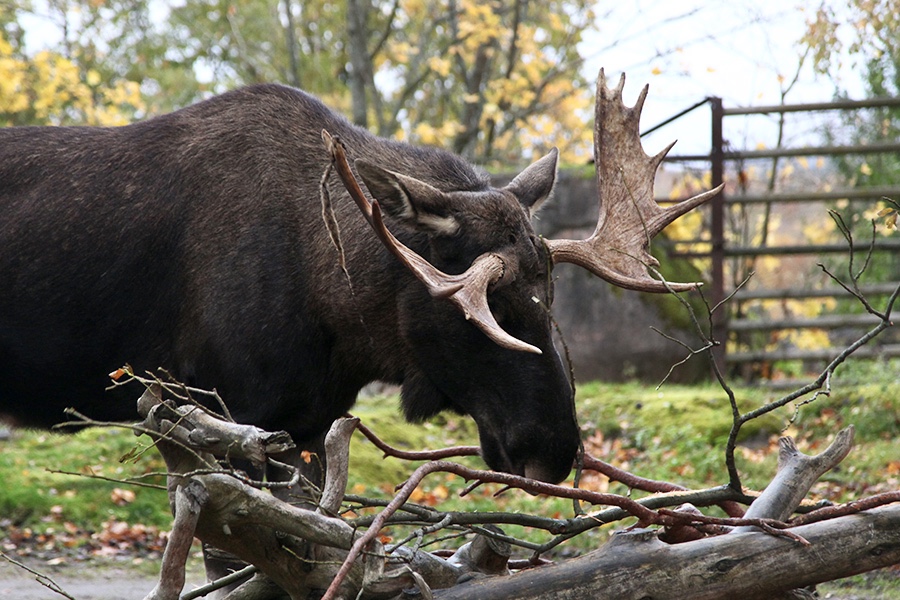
[0,427,170,531]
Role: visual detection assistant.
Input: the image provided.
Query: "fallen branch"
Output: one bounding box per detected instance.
[433,504,900,600]
[143,481,208,600]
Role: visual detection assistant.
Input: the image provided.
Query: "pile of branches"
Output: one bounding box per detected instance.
[122,383,898,600]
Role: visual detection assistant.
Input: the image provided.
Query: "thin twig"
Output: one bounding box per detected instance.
[0,552,76,600]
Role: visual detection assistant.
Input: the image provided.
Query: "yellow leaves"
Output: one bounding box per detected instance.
[547,12,564,32]
[86,69,102,86]
[427,56,452,78]
[0,31,144,126]
[32,50,84,119]
[780,328,832,352]
[651,66,663,76]
[877,206,898,230]
[457,0,502,51]
[388,0,595,163]
[400,0,425,13]
[802,211,837,245]
[388,41,415,65]
[859,162,873,176]
[0,68,28,114]
[412,120,463,146]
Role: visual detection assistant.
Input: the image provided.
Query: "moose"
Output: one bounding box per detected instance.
[0,70,715,487]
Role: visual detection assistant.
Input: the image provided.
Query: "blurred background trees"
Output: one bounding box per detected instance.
[1,0,598,163]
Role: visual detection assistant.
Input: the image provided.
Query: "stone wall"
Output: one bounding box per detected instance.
[498,169,708,384]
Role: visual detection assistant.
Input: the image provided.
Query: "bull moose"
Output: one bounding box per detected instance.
[0,70,716,486]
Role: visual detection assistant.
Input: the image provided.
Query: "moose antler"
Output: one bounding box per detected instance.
[322,130,542,355]
[545,69,722,292]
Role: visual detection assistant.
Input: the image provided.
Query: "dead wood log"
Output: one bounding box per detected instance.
[434,426,899,600]
[433,505,900,600]
[143,481,208,600]
[447,524,511,577]
[136,383,892,600]
[737,427,853,527]
[138,387,460,600]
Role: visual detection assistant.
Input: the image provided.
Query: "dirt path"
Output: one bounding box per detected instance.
[0,556,206,600]
[3,552,898,599]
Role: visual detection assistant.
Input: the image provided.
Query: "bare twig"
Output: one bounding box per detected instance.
[0,552,76,600]
[179,565,259,600]
[354,418,480,460]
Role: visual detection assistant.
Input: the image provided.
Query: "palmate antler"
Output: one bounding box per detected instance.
[324,69,719,354]
[322,130,543,355]
[546,69,722,292]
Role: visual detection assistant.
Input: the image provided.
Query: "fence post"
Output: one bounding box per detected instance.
[709,97,727,370]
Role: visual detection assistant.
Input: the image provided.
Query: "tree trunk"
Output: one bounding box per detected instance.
[346,0,370,127]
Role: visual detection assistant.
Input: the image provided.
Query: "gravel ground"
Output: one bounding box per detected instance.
[0,555,207,600]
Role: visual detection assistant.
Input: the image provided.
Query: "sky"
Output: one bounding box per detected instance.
[579,0,864,156]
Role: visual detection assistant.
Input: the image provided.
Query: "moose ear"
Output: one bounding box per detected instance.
[504,148,559,217]
[355,160,460,236]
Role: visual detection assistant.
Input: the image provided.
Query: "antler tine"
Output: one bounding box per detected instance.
[322,130,542,355]
[545,69,722,293]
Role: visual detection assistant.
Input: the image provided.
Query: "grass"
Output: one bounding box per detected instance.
[0,427,171,531]
[1,369,898,594]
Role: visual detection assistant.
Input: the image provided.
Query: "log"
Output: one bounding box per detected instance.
[433,427,895,600]
[433,504,900,600]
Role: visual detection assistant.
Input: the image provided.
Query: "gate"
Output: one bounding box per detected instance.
[648,96,900,376]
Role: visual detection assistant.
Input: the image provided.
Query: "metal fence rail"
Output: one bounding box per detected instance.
[645,96,900,374]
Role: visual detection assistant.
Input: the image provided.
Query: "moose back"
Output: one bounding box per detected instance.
[0,83,580,484]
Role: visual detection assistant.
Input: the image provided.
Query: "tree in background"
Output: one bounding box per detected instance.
[4,0,596,164]
[347,0,596,163]
[0,29,144,126]
[169,0,597,163]
[805,0,900,186]
[802,0,899,285]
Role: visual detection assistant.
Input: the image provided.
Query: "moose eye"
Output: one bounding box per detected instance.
[507,233,518,245]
